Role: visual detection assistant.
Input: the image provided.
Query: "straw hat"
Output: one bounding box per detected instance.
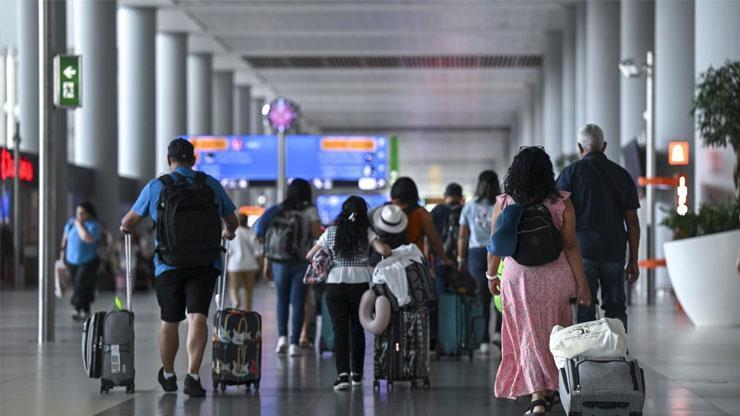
[372,204,408,235]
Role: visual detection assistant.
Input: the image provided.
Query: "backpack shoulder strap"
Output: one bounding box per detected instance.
[193,171,207,186]
[157,174,175,190]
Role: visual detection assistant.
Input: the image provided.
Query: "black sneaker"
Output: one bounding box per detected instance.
[351,373,362,387]
[184,374,206,397]
[158,367,178,392]
[333,374,350,391]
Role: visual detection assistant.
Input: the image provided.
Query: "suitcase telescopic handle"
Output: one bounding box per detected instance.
[217,239,230,311]
[124,233,133,312]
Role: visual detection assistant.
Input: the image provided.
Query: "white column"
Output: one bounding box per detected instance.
[655,0,695,290]
[187,53,212,135]
[234,85,251,135]
[251,96,265,135]
[586,0,621,161]
[561,5,577,156]
[695,0,740,205]
[519,87,534,147]
[212,70,234,135]
[620,0,654,148]
[575,2,587,132]
[544,31,563,158]
[156,33,187,175]
[533,81,544,147]
[19,0,39,153]
[118,7,155,180]
[73,0,119,231]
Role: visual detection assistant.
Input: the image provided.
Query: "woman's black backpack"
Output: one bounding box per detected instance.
[513,204,563,267]
[155,172,222,267]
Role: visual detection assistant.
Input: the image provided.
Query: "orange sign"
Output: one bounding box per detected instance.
[239,205,265,217]
[189,136,229,152]
[668,141,689,166]
[321,137,376,152]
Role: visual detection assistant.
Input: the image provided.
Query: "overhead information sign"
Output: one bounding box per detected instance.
[53,55,81,108]
[188,135,388,189]
[316,194,388,225]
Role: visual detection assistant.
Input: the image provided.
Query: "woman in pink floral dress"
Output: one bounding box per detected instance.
[486,147,592,415]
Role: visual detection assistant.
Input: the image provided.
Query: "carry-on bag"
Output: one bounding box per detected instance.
[373,307,431,390]
[436,292,485,360]
[212,240,263,392]
[557,299,645,415]
[82,233,135,394]
[318,291,335,354]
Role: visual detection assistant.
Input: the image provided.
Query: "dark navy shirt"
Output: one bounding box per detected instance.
[556,152,640,263]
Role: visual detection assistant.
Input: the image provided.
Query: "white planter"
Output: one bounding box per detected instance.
[663,229,740,326]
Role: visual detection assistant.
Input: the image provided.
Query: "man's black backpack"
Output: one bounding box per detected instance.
[441,204,463,259]
[513,204,563,266]
[155,172,222,268]
[264,206,305,262]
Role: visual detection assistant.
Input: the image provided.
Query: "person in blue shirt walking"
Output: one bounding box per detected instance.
[120,138,238,397]
[60,201,102,321]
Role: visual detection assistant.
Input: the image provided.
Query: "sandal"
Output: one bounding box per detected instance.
[525,399,547,415]
[546,391,561,409]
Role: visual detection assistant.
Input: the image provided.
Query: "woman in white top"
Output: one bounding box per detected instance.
[306,196,391,391]
[227,214,260,311]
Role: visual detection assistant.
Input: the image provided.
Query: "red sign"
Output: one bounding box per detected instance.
[1,148,35,182]
[668,141,690,166]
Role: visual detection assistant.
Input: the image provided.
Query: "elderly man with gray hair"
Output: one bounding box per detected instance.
[556,123,641,331]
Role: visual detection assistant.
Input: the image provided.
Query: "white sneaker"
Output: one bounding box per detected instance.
[479,343,491,355]
[275,336,289,355]
[288,344,301,357]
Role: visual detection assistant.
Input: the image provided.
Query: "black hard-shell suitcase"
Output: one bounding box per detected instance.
[82,234,135,393]
[211,241,263,392]
[373,307,431,390]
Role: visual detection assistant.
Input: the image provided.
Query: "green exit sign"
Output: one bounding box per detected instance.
[53,55,82,108]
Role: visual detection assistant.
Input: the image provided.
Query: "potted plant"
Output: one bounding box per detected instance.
[661,60,740,327]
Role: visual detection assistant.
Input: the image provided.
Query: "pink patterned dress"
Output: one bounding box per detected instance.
[494,191,576,399]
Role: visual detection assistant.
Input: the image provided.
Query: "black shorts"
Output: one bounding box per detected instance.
[155,266,219,323]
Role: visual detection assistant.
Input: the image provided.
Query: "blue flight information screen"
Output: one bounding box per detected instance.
[316,194,388,225]
[188,135,388,189]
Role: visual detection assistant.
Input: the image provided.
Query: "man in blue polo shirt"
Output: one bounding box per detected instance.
[556,124,641,331]
[120,138,238,397]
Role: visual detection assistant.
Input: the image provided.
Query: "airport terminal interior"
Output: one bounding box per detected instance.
[1,0,739,415]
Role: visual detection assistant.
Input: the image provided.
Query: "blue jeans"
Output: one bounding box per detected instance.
[272,261,309,345]
[577,260,628,331]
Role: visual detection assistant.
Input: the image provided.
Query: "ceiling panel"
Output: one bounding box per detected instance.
[175,0,563,131]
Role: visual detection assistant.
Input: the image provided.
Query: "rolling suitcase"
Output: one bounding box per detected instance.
[319,291,335,354]
[373,307,431,390]
[558,299,645,415]
[212,241,263,392]
[436,292,485,360]
[82,234,136,394]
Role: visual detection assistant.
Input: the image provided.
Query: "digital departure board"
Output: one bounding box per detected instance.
[316,194,388,225]
[188,135,388,189]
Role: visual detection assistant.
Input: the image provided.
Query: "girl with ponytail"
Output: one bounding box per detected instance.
[306,195,390,391]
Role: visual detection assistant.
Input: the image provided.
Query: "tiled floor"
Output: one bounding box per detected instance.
[1,283,738,416]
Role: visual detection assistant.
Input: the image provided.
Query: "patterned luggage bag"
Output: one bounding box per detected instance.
[436,292,485,359]
[405,261,436,307]
[211,240,262,392]
[212,308,262,392]
[373,307,431,390]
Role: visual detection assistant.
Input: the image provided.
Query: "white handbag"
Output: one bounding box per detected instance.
[549,317,628,369]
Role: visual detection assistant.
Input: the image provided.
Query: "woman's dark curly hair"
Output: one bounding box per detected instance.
[503,147,560,205]
[77,201,98,219]
[334,196,371,258]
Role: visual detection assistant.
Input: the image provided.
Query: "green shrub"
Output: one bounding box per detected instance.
[661,198,740,239]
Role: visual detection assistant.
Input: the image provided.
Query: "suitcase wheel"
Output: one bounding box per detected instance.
[423,378,430,390]
[126,382,135,394]
[220,382,227,392]
[253,381,260,392]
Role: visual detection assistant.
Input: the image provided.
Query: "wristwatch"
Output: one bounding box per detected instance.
[485,272,498,281]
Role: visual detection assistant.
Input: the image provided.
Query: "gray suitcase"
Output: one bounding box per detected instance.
[82,234,135,393]
[559,356,645,416]
[558,299,645,415]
